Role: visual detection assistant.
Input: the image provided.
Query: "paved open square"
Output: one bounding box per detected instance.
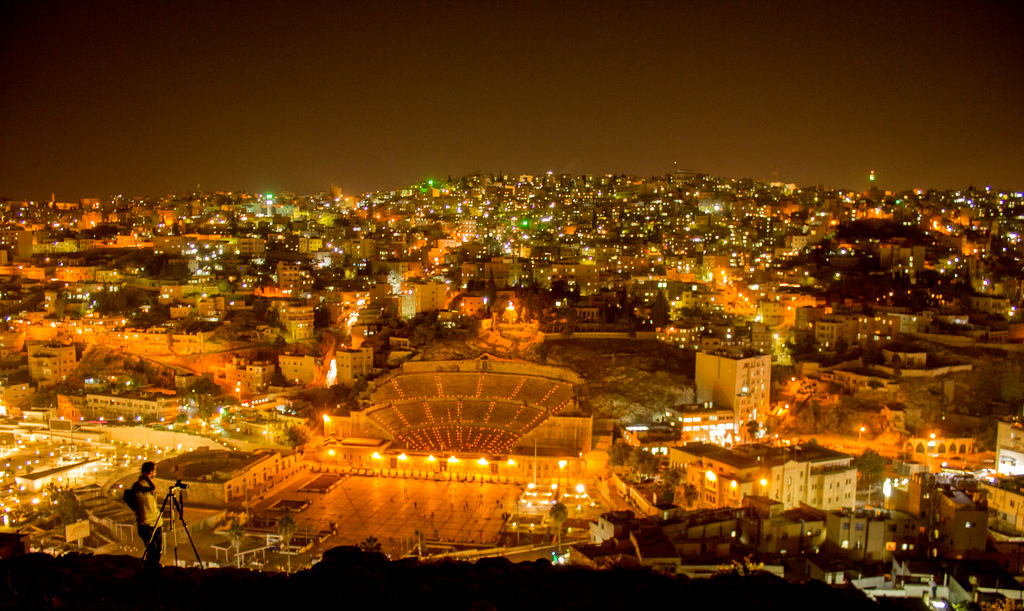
[251,470,545,558]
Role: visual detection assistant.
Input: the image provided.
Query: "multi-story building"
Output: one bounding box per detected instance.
[695,351,770,435]
[399,281,449,318]
[981,476,1024,535]
[895,472,988,559]
[757,300,787,327]
[236,237,266,257]
[657,403,734,444]
[669,443,760,510]
[280,305,314,339]
[0,331,23,359]
[220,357,276,393]
[0,229,35,261]
[669,442,857,512]
[112,328,172,354]
[27,342,77,384]
[814,316,857,348]
[759,444,857,511]
[84,391,181,422]
[335,347,373,385]
[824,508,917,562]
[278,354,319,385]
[54,266,97,283]
[0,381,34,412]
[170,330,216,355]
[276,262,306,291]
[152,236,185,255]
[995,419,1024,476]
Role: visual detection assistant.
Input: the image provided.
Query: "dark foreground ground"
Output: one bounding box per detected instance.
[0,547,895,611]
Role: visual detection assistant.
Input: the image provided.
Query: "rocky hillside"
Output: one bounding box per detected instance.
[540,339,696,423]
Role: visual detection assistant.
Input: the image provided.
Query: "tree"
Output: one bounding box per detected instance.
[852,449,887,486]
[745,419,760,441]
[55,488,86,526]
[359,535,382,553]
[682,483,699,508]
[549,501,568,554]
[608,442,633,467]
[189,388,217,422]
[277,515,297,573]
[286,425,310,446]
[627,449,659,481]
[485,269,498,313]
[313,306,331,329]
[658,467,683,504]
[44,483,86,526]
[650,290,670,328]
[227,518,245,568]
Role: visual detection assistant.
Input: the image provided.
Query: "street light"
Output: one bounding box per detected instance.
[859,426,865,443]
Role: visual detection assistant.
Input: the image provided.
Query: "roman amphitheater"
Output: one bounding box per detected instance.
[328,356,592,479]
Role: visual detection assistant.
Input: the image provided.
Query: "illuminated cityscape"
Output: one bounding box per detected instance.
[1,1,1022,609]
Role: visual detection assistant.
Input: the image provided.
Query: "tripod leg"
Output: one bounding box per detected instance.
[172,492,208,577]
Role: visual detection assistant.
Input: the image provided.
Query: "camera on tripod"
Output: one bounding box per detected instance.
[170,479,189,491]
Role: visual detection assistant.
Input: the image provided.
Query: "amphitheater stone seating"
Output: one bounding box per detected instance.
[539,383,574,411]
[366,368,576,453]
[457,399,492,424]
[438,373,480,398]
[514,377,559,404]
[397,374,440,399]
[373,379,405,404]
[478,374,524,400]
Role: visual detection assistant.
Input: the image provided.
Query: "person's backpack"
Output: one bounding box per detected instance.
[122,484,138,511]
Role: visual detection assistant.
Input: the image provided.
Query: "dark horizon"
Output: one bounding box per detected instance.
[2,0,1022,201]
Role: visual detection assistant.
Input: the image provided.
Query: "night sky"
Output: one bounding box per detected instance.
[1,1,1022,200]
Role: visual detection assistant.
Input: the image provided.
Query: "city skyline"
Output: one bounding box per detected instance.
[2,0,1022,201]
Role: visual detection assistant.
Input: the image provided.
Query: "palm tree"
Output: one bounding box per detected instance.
[227,518,245,568]
[359,535,382,553]
[682,483,699,509]
[277,515,296,574]
[549,502,568,555]
[745,419,759,441]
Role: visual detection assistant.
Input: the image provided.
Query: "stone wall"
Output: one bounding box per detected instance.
[400,357,582,384]
[95,426,229,452]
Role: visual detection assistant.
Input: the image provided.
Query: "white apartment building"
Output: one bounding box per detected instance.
[695,351,771,434]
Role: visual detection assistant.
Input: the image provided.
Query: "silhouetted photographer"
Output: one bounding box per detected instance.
[124,461,162,577]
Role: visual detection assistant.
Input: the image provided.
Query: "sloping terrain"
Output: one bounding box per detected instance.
[0,548,879,611]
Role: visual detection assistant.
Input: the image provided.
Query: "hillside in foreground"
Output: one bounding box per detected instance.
[0,547,887,611]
